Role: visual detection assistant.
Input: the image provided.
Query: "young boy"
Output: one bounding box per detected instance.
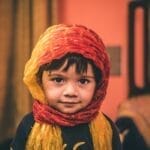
[11,24,121,150]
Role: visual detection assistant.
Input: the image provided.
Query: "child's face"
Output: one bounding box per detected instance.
[41,61,96,114]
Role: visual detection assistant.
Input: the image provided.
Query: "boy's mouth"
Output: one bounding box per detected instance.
[58,101,81,106]
[59,101,80,104]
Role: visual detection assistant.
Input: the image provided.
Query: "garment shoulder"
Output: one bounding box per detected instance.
[21,112,34,126]
[16,112,34,137]
[10,112,35,150]
[103,113,122,150]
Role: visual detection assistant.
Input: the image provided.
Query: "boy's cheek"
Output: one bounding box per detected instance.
[44,88,61,98]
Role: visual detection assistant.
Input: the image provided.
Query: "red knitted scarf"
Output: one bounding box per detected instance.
[33,99,101,126]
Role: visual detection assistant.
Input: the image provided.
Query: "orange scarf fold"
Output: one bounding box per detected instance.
[33,100,100,126]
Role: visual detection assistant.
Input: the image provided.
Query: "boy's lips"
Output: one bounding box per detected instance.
[59,102,80,108]
[58,100,81,105]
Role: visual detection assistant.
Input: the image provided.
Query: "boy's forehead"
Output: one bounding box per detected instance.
[48,61,81,72]
[49,63,94,75]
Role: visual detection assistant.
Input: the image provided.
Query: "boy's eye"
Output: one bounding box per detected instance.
[79,78,90,84]
[51,77,64,83]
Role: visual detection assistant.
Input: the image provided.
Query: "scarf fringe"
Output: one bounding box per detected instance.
[26,113,112,150]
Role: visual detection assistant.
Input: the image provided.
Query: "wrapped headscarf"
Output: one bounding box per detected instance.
[23,24,112,150]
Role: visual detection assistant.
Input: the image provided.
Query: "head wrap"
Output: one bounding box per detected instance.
[23,24,110,104]
[24,24,112,150]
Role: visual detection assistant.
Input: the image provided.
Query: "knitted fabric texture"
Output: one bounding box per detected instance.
[26,112,112,150]
[33,100,99,126]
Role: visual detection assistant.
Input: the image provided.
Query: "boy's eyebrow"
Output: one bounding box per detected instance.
[80,75,95,79]
[48,72,61,76]
[48,72,95,79]
[48,72,67,77]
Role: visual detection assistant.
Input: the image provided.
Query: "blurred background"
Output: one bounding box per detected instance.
[0,0,149,149]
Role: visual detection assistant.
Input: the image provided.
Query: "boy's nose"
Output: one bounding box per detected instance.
[63,82,78,97]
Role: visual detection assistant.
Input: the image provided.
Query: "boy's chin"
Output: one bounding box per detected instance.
[59,107,81,114]
[60,110,79,114]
